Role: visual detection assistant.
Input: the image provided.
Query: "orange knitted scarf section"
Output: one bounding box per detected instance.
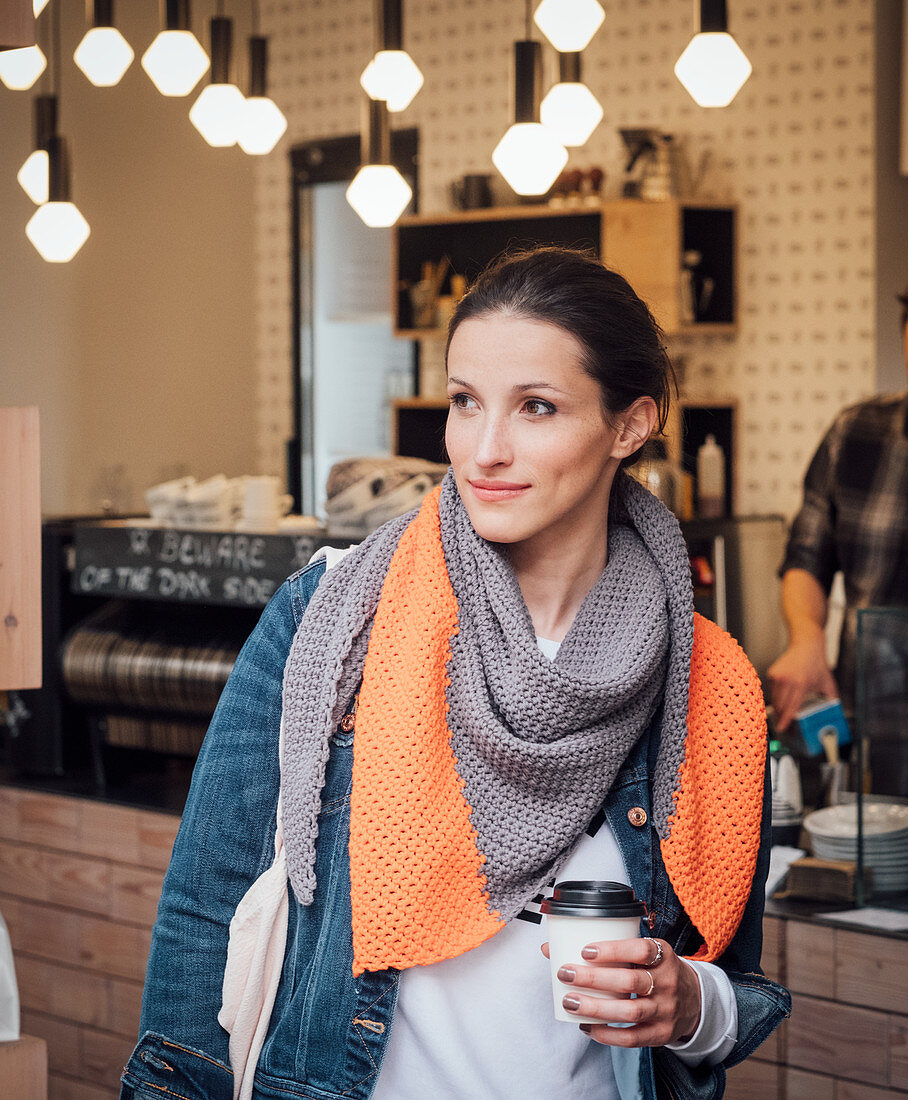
[349,488,766,975]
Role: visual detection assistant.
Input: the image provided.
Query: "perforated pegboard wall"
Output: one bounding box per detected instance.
[255,0,875,517]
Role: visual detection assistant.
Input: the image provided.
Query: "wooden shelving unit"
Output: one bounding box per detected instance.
[392,199,737,338]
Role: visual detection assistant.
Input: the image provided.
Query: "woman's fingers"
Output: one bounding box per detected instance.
[561,990,657,1026]
[557,963,658,998]
[579,937,666,967]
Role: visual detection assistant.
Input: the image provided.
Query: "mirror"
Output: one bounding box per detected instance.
[288,130,420,515]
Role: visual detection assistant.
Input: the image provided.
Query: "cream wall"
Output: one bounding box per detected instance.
[0,1,257,515]
[0,0,900,519]
[254,0,883,518]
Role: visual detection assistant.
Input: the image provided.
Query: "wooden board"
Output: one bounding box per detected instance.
[0,786,178,1096]
[0,407,41,689]
[787,993,890,1087]
[0,1033,47,1099]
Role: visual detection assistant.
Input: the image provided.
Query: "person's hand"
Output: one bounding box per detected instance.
[768,636,838,731]
[541,937,701,1047]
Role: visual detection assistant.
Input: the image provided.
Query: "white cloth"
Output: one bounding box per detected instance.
[220,576,737,1100]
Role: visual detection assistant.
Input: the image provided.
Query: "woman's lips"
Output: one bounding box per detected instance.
[468,479,531,502]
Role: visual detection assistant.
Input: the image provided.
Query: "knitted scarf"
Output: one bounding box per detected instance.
[280,470,766,975]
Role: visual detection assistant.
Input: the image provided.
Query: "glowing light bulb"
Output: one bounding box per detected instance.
[189,82,245,146]
[26,202,91,263]
[674,31,752,107]
[236,97,288,155]
[540,82,603,147]
[492,123,568,196]
[74,26,134,87]
[142,30,209,96]
[17,149,49,204]
[0,46,47,91]
[360,50,423,112]
[346,165,412,228]
[533,0,604,52]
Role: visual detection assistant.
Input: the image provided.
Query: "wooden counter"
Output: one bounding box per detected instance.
[727,911,908,1098]
[0,785,178,1099]
[3,782,906,1099]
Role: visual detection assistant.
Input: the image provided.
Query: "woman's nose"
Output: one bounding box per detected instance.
[474,414,513,469]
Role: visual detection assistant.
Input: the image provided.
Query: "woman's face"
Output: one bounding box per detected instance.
[445,313,635,550]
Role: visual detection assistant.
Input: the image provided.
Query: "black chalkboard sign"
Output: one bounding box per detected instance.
[72,522,352,608]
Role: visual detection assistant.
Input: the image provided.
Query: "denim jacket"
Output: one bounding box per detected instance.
[121,562,790,1100]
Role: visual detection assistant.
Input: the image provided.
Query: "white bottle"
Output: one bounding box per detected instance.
[697,434,725,518]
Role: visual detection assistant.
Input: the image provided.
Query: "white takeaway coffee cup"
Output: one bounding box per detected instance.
[541,880,647,1025]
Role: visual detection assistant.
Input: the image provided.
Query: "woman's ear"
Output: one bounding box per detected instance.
[610,397,659,461]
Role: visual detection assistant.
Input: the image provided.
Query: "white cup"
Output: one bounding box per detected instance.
[541,880,646,1025]
[236,476,294,531]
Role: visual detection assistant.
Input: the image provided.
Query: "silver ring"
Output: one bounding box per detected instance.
[641,970,655,997]
[646,938,664,967]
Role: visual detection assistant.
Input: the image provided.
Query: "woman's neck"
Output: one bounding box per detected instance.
[508,520,609,643]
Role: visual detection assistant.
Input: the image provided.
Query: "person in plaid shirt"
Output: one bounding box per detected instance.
[769,290,908,731]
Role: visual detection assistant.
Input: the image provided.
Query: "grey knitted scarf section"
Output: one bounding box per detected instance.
[280,470,694,916]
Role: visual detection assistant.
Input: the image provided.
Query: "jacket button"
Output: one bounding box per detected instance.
[628,807,647,827]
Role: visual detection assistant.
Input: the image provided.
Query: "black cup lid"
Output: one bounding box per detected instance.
[539,880,647,919]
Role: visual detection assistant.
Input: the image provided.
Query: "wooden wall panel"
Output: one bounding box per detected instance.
[836,928,908,1014]
[761,915,784,985]
[785,1066,835,1098]
[725,1056,781,1098]
[48,1076,111,1100]
[786,993,889,1087]
[786,920,835,998]
[1,786,179,1099]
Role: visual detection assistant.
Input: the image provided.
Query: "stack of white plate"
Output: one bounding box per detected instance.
[803,802,908,895]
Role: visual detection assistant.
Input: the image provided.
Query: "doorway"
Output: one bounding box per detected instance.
[289,130,419,515]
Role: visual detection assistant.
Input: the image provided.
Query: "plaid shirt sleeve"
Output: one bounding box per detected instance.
[779,419,842,592]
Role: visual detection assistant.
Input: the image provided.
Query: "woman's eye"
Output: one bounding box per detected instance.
[523,398,556,416]
[449,393,476,410]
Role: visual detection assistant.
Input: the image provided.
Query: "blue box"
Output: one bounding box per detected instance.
[795,698,852,757]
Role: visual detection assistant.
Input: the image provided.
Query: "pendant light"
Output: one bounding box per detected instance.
[142,0,210,97]
[25,5,89,263]
[674,0,752,108]
[189,14,244,147]
[360,0,422,112]
[492,24,567,198]
[0,45,47,90]
[533,0,604,53]
[346,97,412,228]
[26,136,91,261]
[17,93,56,204]
[540,51,602,148]
[73,0,134,87]
[236,1,286,156]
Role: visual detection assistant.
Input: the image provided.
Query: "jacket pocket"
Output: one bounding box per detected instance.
[120,1032,234,1100]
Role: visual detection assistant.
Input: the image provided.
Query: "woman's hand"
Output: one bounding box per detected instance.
[541,937,701,1047]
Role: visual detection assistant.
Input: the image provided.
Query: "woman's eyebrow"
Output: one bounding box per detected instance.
[446,376,568,396]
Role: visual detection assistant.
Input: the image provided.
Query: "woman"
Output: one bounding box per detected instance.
[122,248,790,1100]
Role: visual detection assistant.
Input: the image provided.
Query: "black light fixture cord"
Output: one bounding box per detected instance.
[525,0,532,40]
[252,0,260,36]
[52,0,60,108]
[216,0,226,16]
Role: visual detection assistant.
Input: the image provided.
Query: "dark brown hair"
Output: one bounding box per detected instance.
[445,247,678,465]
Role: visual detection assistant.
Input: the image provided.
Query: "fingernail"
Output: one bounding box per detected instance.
[581,946,598,960]
[562,995,581,1012]
[579,1024,592,1033]
[557,966,576,983]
